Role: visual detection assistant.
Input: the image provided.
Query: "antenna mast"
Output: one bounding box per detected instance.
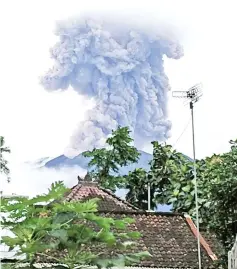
[172,83,203,269]
[148,182,151,211]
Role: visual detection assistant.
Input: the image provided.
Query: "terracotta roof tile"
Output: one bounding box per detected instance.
[125,212,215,268]
[65,181,140,212]
[34,211,216,268]
[1,178,219,269]
[62,180,218,268]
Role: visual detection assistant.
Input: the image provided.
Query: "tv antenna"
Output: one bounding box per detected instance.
[172,83,203,269]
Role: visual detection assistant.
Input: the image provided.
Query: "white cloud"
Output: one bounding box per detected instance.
[1,162,87,197]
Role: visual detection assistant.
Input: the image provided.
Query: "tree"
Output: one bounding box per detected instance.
[145,140,237,266]
[148,142,208,219]
[125,168,153,210]
[0,136,10,182]
[83,126,236,265]
[125,141,190,211]
[204,140,237,253]
[1,181,150,269]
[83,126,140,191]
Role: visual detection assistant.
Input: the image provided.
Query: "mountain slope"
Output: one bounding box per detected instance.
[44,150,191,174]
[41,151,191,212]
[44,150,152,174]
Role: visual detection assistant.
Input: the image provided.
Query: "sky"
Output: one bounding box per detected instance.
[1,0,237,195]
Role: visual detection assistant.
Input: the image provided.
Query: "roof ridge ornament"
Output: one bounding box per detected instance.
[77,172,99,185]
[84,172,92,182]
[77,175,83,183]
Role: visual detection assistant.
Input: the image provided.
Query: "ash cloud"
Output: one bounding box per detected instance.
[41,14,183,157]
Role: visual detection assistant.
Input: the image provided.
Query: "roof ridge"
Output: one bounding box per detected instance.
[95,210,186,216]
[69,183,186,215]
[184,214,218,261]
[99,186,141,211]
[67,181,140,212]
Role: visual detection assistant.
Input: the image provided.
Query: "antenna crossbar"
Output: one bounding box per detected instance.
[172,91,189,98]
[172,83,203,104]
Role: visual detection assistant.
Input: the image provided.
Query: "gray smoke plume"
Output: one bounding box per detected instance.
[41,16,183,157]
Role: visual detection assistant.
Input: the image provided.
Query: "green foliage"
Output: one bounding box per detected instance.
[126,141,188,211]
[125,168,154,209]
[140,140,237,266]
[123,136,236,265]
[148,142,190,207]
[1,181,151,269]
[204,141,237,251]
[0,136,10,182]
[80,125,236,265]
[148,143,209,221]
[83,126,140,191]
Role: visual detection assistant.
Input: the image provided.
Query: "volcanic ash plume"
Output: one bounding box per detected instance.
[41,18,183,157]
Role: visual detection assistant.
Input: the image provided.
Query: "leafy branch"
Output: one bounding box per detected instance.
[1,181,151,269]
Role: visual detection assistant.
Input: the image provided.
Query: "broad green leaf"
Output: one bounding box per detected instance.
[49,229,68,243]
[127,231,140,239]
[1,236,24,247]
[173,190,179,196]
[123,217,135,224]
[97,230,116,245]
[182,185,191,192]
[114,220,127,229]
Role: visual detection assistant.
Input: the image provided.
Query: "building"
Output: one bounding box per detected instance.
[1,175,220,268]
[63,175,219,268]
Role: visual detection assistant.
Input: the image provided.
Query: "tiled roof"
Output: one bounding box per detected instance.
[102,212,217,269]
[62,178,218,268]
[0,265,217,269]
[2,177,218,269]
[65,180,140,212]
[27,211,217,268]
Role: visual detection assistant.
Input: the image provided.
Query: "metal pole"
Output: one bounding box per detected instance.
[148,183,151,211]
[190,101,202,269]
